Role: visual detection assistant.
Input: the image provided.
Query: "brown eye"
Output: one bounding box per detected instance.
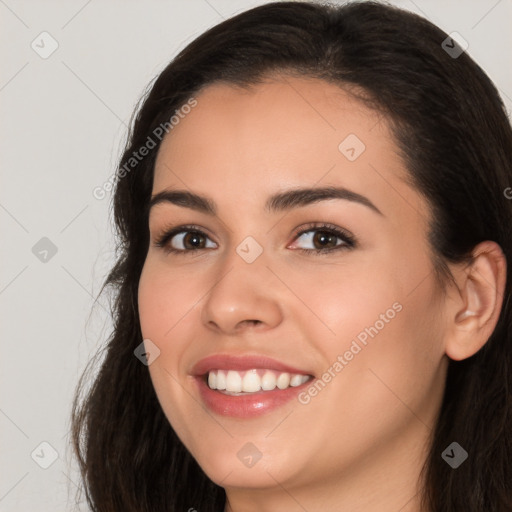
[311,230,340,250]
[154,226,217,254]
[291,224,355,254]
[179,231,207,250]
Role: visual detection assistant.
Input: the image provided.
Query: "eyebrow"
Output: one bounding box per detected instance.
[149,186,383,216]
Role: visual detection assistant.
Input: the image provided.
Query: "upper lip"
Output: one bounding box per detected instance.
[191,354,313,376]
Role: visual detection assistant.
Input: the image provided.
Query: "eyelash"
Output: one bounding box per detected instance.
[153,222,357,257]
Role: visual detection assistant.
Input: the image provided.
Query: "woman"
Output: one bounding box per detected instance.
[72,1,512,511]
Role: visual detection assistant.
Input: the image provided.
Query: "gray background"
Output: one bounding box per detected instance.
[1,0,511,510]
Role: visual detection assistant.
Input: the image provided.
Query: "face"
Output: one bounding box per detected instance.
[138,76,450,497]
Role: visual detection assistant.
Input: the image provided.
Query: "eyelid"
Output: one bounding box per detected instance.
[290,222,355,244]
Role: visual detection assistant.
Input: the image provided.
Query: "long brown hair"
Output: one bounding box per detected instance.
[72,2,512,510]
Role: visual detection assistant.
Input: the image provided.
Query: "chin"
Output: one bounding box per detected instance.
[184,431,312,491]
[197,454,288,490]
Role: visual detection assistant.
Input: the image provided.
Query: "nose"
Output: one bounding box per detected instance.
[200,252,284,335]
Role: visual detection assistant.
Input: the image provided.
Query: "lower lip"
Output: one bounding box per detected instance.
[195,376,312,418]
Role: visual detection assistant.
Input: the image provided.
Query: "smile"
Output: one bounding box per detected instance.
[207,369,311,394]
[192,354,315,417]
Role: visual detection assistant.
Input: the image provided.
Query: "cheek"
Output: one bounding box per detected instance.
[287,259,402,349]
[291,253,445,408]
[138,263,205,445]
[138,261,202,342]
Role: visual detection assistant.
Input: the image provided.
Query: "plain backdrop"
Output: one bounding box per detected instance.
[1,0,511,510]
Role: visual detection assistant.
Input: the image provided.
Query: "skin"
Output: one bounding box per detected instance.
[137,76,505,512]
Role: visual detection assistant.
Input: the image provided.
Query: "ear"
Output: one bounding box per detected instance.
[445,241,507,361]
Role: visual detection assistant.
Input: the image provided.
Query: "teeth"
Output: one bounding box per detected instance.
[276,372,290,389]
[226,370,242,393]
[242,370,261,392]
[261,371,277,390]
[206,369,311,393]
[208,371,216,390]
[216,370,226,390]
[290,374,303,387]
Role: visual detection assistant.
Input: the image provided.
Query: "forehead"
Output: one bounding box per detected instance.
[152,76,422,221]
[155,77,385,176]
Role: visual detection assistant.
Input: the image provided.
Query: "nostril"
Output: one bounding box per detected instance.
[237,319,261,329]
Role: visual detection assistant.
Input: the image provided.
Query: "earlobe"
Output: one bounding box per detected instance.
[445,241,506,361]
